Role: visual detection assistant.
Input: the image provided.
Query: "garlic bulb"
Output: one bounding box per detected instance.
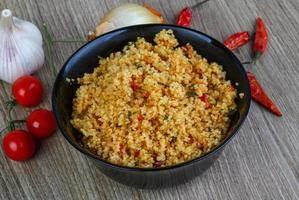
[0,9,44,83]
[94,3,164,37]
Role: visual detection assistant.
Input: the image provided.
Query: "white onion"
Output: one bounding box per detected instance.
[94,3,163,36]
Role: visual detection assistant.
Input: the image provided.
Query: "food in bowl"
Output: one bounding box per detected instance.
[70,29,238,168]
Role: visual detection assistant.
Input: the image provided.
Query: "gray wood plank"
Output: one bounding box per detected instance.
[0,0,298,199]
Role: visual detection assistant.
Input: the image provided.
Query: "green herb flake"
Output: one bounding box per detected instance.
[136,64,143,69]
[228,108,237,116]
[127,111,132,120]
[158,82,168,87]
[186,91,198,97]
[163,115,169,120]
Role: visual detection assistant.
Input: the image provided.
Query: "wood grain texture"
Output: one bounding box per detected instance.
[0,0,298,199]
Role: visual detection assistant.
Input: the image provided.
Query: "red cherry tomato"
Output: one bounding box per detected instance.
[26,109,56,138]
[12,76,43,107]
[2,130,36,161]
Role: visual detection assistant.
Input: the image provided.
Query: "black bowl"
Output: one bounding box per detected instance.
[52,24,251,188]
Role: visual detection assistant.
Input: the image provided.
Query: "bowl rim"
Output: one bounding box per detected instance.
[52,23,251,172]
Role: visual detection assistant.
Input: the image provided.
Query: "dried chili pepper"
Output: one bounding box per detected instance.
[176,0,211,27]
[177,7,192,27]
[253,17,268,61]
[247,72,282,116]
[224,31,250,50]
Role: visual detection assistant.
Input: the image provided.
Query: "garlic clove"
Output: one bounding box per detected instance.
[0,9,44,83]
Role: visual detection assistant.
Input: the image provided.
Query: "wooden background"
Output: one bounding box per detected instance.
[0,0,298,199]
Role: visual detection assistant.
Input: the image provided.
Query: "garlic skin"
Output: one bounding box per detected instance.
[94,3,163,36]
[0,9,44,83]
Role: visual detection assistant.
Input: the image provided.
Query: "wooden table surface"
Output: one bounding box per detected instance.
[0,0,298,199]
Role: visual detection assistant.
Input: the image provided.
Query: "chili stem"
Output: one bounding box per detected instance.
[190,0,211,9]
[242,61,252,65]
[5,100,16,130]
[42,24,87,78]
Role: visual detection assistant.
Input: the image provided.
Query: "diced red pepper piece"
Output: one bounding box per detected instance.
[119,144,125,152]
[137,114,143,122]
[143,92,150,98]
[134,150,140,157]
[130,80,139,91]
[153,161,163,168]
[137,113,143,130]
[189,136,194,144]
[199,93,208,102]
[229,85,236,91]
[199,93,212,108]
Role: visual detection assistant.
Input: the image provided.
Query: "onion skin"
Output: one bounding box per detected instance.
[94,3,164,37]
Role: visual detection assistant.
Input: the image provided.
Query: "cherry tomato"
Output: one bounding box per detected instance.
[2,130,36,161]
[12,75,43,107]
[26,109,56,138]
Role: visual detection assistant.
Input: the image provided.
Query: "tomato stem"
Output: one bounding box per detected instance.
[9,120,26,124]
[42,24,86,80]
[5,100,16,130]
[0,127,9,135]
[42,24,57,79]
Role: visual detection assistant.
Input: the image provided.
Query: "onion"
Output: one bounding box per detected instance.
[92,3,164,37]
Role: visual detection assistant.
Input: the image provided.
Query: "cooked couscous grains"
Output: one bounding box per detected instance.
[71,30,238,168]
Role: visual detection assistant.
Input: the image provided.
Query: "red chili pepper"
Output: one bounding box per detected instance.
[224,31,250,50]
[247,72,282,116]
[253,17,268,61]
[176,0,211,27]
[177,7,192,27]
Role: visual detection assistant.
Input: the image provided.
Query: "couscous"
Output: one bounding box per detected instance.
[71,30,237,168]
